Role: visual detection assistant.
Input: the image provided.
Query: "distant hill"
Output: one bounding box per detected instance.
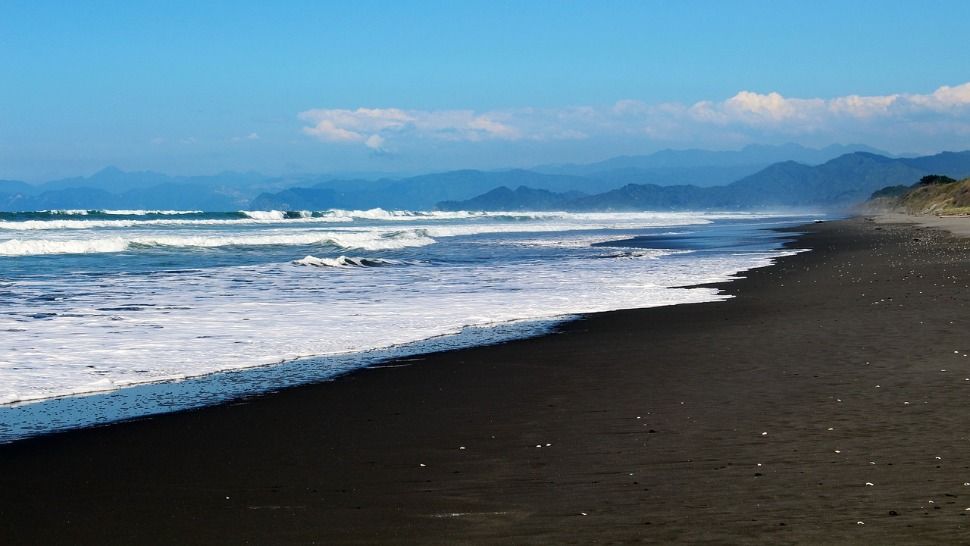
[251,170,605,211]
[531,143,891,187]
[4,167,602,212]
[720,152,932,207]
[438,186,586,211]
[866,174,970,215]
[535,143,889,173]
[438,151,970,212]
[0,180,35,194]
[0,168,287,211]
[557,165,761,188]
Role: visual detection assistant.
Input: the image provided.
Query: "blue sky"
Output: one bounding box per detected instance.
[2,0,970,181]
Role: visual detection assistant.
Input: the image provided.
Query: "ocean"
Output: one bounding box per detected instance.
[0,209,811,442]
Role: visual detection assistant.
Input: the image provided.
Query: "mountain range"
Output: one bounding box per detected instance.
[438,151,970,212]
[1,144,968,212]
[0,168,280,211]
[531,143,889,186]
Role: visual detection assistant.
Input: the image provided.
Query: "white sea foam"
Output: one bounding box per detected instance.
[294,255,401,267]
[0,222,635,255]
[102,210,205,215]
[324,208,489,220]
[0,216,355,230]
[131,230,436,251]
[0,211,742,255]
[0,219,151,230]
[0,209,777,232]
[34,209,204,216]
[0,230,436,255]
[239,210,286,220]
[41,209,91,215]
[0,246,802,405]
[0,216,591,232]
[0,237,129,255]
[322,209,787,223]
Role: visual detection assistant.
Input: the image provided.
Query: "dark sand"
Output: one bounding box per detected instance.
[3,218,970,544]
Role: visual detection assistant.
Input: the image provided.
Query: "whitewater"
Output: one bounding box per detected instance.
[0,209,811,441]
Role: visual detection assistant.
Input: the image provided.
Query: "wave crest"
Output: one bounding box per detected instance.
[0,229,436,256]
[293,255,401,268]
[0,237,129,256]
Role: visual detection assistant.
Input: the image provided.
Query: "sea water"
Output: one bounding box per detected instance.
[0,209,811,442]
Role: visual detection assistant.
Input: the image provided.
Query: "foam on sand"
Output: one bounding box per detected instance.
[0,246,802,405]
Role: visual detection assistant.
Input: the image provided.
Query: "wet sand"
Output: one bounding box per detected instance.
[3,218,970,544]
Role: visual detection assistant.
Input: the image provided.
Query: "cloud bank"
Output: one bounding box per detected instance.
[299,108,522,151]
[300,82,970,152]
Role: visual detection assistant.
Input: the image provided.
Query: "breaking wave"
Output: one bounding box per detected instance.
[293,255,403,268]
[0,208,781,228]
[0,230,436,256]
[0,237,130,256]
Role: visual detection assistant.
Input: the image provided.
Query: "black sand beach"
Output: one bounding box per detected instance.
[3,218,970,544]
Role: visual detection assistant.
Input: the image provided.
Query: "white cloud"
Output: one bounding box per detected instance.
[828,95,898,118]
[298,107,520,147]
[683,83,970,130]
[364,134,385,150]
[908,82,970,110]
[724,91,821,123]
[299,82,970,151]
[467,115,521,140]
[302,118,366,142]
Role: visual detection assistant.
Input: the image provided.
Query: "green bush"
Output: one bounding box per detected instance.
[917,174,958,186]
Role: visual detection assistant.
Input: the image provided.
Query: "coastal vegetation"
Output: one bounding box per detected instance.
[868,175,970,215]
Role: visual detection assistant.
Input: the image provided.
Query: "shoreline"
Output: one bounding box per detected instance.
[4,217,970,543]
[0,222,799,444]
[0,316,568,444]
